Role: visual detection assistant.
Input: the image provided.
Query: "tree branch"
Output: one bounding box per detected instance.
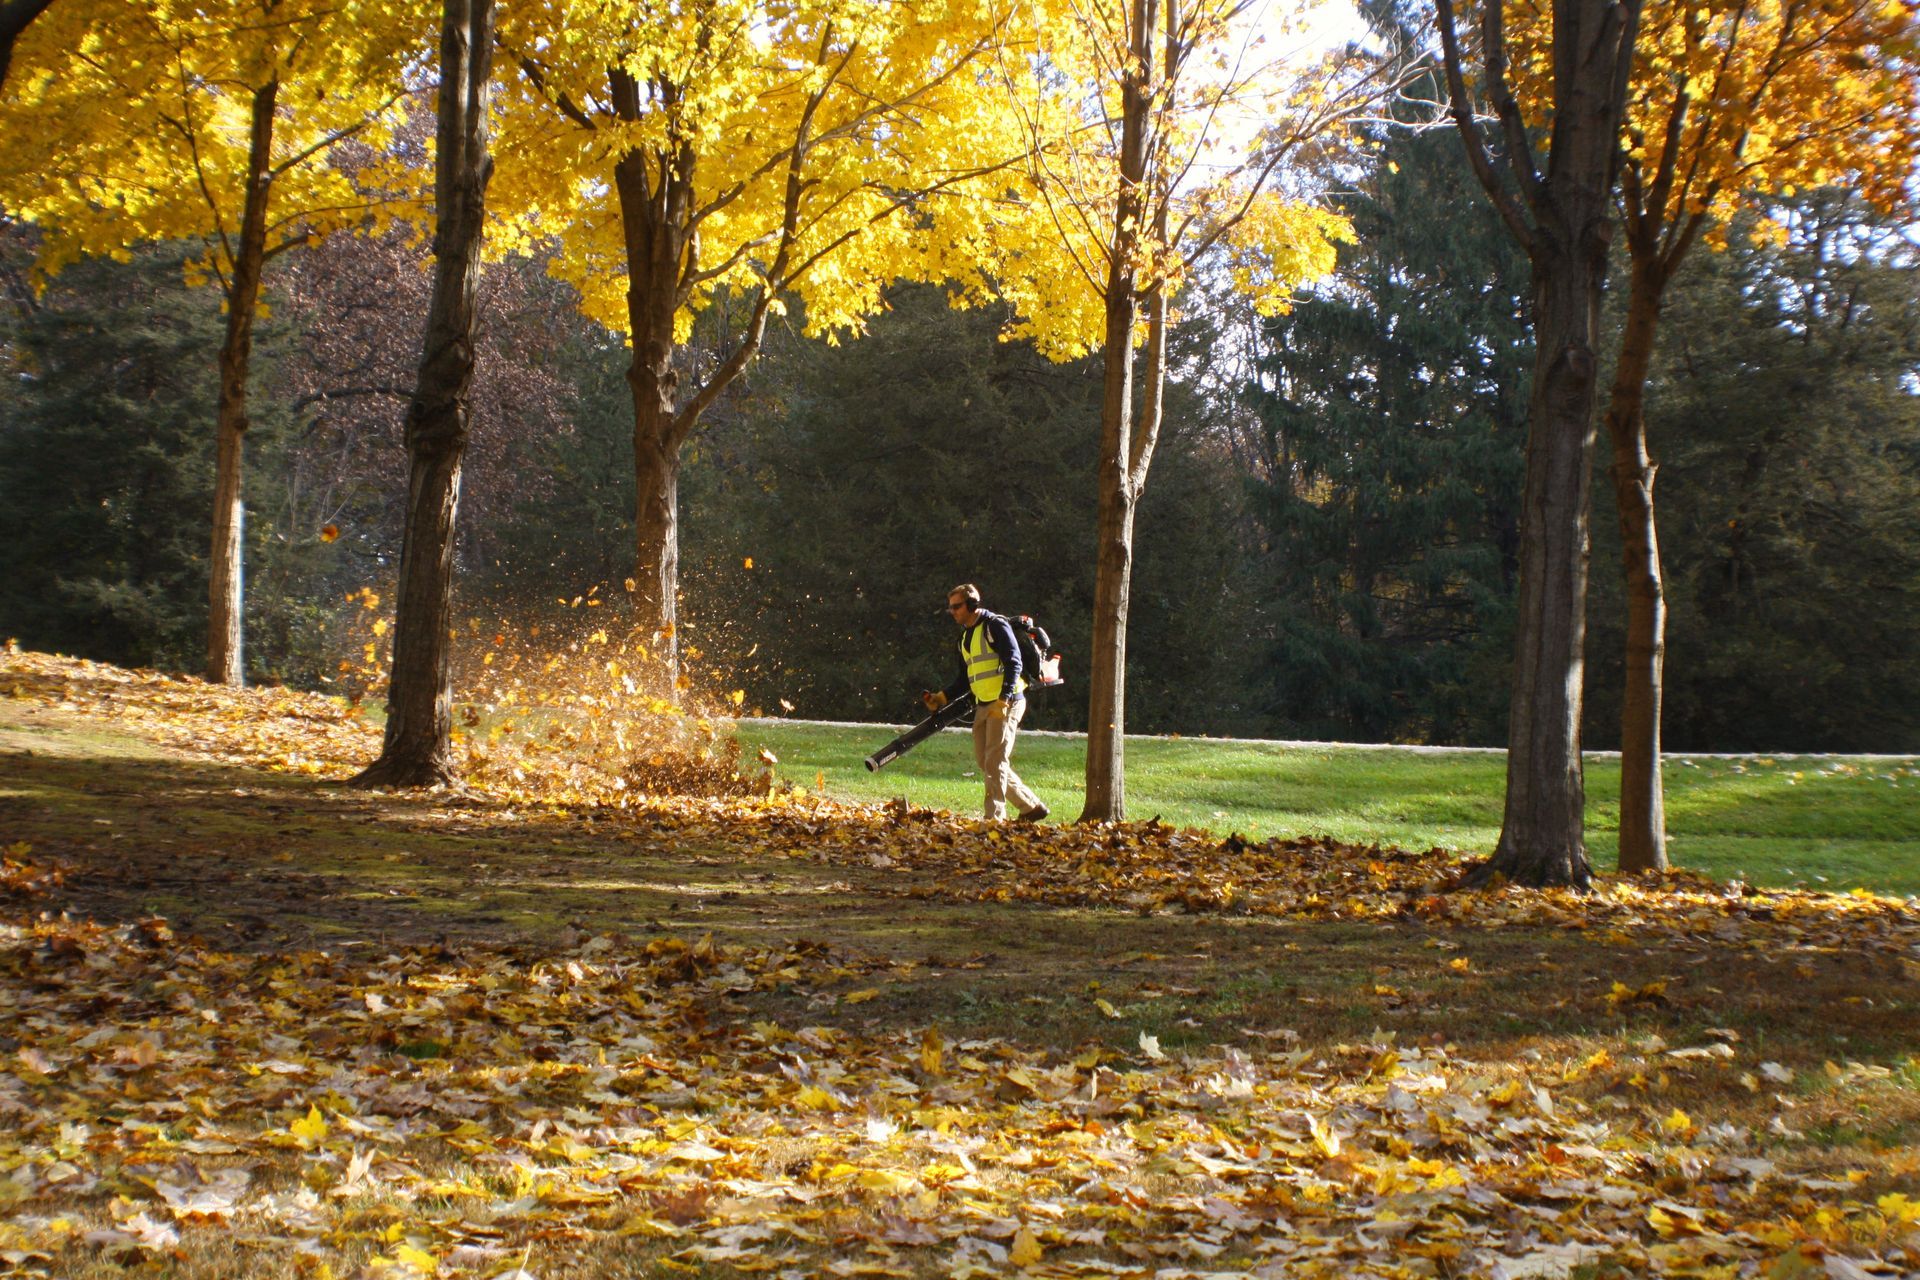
[1479,0,1545,207]
[1601,0,1646,196]
[1434,0,1535,252]
[507,43,596,130]
[1128,224,1168,497]
[268,87,409,180]
[291,383,411,414]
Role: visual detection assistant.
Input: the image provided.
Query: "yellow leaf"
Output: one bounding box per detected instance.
[1879,1193,1920,1224]
[1010,1227,1043,1268]
[1661,1107,1693,1135]
[393,1243,438,1275]
[290,1105,328,1148]
[1093,997,1120,1018]
[842,988,880,1004]
[857,1168,918,1194]
[920,1026,945,1077]
[793,1086,838,1110]
[1647,1203,1702,1237]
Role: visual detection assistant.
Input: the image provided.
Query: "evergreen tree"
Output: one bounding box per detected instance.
[0,246,226,668]
[602,284,1244,731]
[673,286,1103,725]
[1243,104,1531,744]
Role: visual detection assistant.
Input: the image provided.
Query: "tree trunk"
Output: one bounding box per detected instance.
[1436,0,1640,889]
[1606,262,1668,873]
[207,406,246,684]
[1081,321,1139,821]
[1465,232,1606,889]
[353,0,494,788]
[633,418,679,667]
[1079,0,1156,823]
[206,76,279,686]
[611,140,692,685]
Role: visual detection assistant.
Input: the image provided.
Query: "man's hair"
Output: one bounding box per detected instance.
[948,583,982,607]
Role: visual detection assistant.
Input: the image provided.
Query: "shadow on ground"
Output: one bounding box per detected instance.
[5,708,1917,1119]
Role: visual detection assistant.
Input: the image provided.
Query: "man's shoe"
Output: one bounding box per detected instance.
[1017,803,1049,822]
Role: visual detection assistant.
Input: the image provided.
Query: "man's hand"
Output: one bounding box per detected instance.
[921,690,948,712]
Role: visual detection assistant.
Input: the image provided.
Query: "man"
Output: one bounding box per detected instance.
[923,583,1049,822]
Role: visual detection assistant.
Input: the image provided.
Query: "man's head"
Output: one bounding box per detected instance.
[946,583,982,627]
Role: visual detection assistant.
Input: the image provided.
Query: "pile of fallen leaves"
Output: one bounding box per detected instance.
[1,641,764,801]
[6,647,1918,963]
[812,815,1920,960]
[3,911,1917,1280]
[3,645,381,779]
[0,841,64,900]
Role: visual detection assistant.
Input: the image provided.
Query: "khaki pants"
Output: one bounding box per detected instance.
[973,697,1041,820]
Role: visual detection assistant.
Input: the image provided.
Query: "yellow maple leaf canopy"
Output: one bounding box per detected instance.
[0,0,424,285]
[976,0,1374,362]
[492,0,1038,344]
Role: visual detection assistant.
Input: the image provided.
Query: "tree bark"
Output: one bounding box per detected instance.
[1080,313,1139,822]
[611,125,696,686]
[0,0,57,90]
[633,419,680,666]
[1437,0,1640,888]
[1606,260,1668,873]
[1467,237,1605,888]
[353,0,493,788]
[1599,87,1713,878]
[1078,0,1157,824]
[206,76,279,685]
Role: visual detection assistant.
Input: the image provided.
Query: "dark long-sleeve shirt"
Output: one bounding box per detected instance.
[943,609,1023,704]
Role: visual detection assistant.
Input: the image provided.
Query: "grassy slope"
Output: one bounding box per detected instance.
[737,720,1920,895]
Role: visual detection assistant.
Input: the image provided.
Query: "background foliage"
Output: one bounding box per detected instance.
[4,149,1917,750]
[0,245,228,668]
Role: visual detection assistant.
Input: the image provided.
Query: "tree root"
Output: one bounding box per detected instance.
[348,753,457,789]
[1454,849,1594,892]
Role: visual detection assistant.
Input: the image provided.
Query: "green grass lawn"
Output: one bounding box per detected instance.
[736,719,1920,896]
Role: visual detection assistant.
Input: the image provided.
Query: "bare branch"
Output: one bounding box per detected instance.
[1127,221,1168,496]
[290,382,410,414]
[1434,0,1535,252]
[1479,0,1545,206]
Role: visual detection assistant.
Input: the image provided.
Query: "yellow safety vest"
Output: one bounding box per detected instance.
[962,618,1023,703]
